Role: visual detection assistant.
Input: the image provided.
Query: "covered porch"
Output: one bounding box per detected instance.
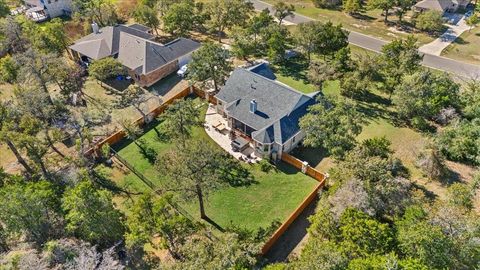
[204,105,261,163]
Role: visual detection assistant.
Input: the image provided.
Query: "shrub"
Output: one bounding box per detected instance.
[411,116,429,131]
[436,119,480,165]
[447,183,474,209]
[259,159,275,173]
[312,0,342,8]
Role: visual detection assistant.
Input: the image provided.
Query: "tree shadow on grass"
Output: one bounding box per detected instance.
[220,159,258,187]
[290,145,329,169]
[203,216,225,232]
[274,57,310,83]
[103,78,132,92]
[412,182,438,201]
[438,168,463,186]
[453,37,469,45]
[350,13,376,21]
[137,142,157,165]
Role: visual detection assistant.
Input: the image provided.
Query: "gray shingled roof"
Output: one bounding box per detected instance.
[127,23,152,33]
[248,62,276,80]
[414,0,454,12]
[69,24,155,60]
[216,68,319,145]
[117,33,201,75]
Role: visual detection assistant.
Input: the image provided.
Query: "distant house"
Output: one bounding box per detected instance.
[69,23,201,87]
[413,0,470,13]
[215,64,319,160]
[24,0,72,22]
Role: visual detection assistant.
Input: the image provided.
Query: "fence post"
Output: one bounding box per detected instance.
[301,161,308,174]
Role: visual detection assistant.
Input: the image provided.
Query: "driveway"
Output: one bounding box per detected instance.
[249,0,480,78]
[419,13,470,56]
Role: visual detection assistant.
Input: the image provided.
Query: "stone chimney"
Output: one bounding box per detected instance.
[250,99,257,113]
[91,22,99,34]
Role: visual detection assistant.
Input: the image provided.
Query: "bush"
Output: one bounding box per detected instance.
[312,0,342,8]
[411,116,429,131]
[447,183,474,209]
[436,119,480,165]
[259,159,275,173]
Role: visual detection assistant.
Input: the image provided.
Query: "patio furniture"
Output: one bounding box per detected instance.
[215,123,226,132]
[231,136,249,152]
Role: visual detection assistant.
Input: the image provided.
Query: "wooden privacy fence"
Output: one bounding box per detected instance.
[193,87,217,105]
[281,153,326,182]
[261,153,327,255]
[281,152,303,170]
[84,85,193,157]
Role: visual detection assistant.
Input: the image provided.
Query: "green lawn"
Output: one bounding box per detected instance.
[275,73,318,94]
[265,0,435,45]
[105,98,318,231]
[275,58,426,177]
[441,26,480,65]
[184,162,318,230]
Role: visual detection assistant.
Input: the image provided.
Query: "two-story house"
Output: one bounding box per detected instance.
[215,63,319,160]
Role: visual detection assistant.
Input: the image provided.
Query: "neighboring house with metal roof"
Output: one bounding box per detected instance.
[25,0,72,22]
[69,23,201,87]
[215,65,319,160]
[413,0,470,13]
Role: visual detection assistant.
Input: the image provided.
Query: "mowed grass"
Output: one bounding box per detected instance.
[106,98,318,231]
[109,99,213,192]
[184,162,318,230]
[264,0,435,45]
[441,27,480,65]
[275,56,426,176]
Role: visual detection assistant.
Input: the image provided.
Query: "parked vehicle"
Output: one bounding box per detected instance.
[177,64,188,77]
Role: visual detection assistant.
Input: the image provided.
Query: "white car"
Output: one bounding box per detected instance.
[177,65,188,77]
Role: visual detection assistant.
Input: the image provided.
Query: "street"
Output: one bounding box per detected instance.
[250,0,480,78]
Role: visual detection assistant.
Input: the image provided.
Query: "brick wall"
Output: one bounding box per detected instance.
[134,60,179,87]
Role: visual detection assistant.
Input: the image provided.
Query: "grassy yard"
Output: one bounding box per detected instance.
[184,162,318,230]
[104,98,318,231]
[274,53,427,178]
[441,26,480,65]
[264,0,436,45]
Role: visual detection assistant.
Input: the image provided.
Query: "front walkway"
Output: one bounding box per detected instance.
[204,105,260,161]
[419,13,470,56]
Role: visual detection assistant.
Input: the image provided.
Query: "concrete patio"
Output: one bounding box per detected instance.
[204,105,260,162]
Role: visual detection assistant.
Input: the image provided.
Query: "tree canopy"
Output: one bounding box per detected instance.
[300,97,363,159]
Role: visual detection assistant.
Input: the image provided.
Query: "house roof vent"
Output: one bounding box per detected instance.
[250,99,257,113]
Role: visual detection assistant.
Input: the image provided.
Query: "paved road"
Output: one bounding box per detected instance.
[251,0,480,78]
